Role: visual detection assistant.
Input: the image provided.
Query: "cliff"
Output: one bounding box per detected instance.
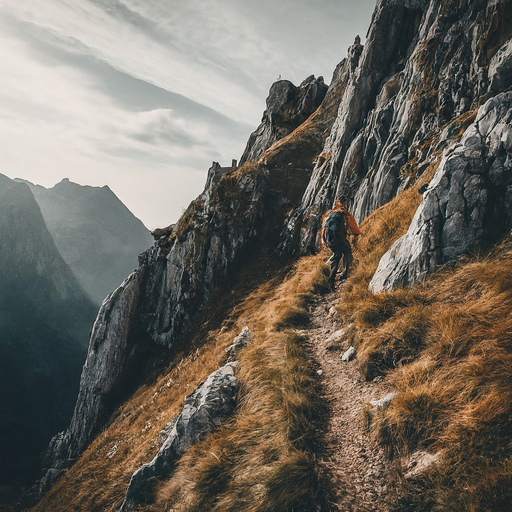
[282,0,512,274]
[39,52,351,490]
[34,0,512,509]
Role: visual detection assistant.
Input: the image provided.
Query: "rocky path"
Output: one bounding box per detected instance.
[306,290,393,511]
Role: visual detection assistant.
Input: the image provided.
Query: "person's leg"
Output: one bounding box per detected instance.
[328,245,343,287]
[339,238,353,280]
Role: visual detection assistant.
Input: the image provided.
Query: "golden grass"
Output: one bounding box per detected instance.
[31,329,236,512]
[331,158,512,510]
[33,119,512,511]
[337,158,439,328]
[144,254,330,512]
[32,253,330,512]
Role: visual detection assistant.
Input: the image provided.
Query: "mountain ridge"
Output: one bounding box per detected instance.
[32,0,512,510]
[0,175,97,499]
[18,177,154,305]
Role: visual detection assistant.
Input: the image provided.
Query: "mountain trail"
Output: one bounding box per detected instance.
[305,288,393,511]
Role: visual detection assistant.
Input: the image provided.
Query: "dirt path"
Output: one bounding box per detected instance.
[306,289,393,512]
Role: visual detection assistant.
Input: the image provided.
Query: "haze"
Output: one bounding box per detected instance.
[0,0,376,229]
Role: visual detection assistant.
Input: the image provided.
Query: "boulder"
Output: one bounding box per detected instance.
[370,91,512,292]
[119,362,238,512]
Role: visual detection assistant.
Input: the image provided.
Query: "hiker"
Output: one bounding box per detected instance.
[321,199,361,289]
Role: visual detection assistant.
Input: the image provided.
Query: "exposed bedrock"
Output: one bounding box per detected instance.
[282,0,512,254]
[119,362,239,512]
[370,91,512,291]
[37,0,512,498]
[38,59,348,491]
[239,75,328,165]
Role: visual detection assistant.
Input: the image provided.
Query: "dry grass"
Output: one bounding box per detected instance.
[32,254,330,512]
[377,247,512,511]
[337,158,439,328]
[332,157,512,510]
[31,328,236,512]
[144,254,330,512]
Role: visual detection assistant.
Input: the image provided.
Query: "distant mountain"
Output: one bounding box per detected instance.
[22,178,153,305]
[0,174,97,493]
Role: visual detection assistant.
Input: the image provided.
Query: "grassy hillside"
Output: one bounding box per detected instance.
[32,250,331,512]
[33,155,512,511]
[327,170,512,510]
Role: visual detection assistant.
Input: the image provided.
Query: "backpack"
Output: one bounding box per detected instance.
[323,210,348,246]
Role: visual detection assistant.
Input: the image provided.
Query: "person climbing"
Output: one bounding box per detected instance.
[321,199,361,289]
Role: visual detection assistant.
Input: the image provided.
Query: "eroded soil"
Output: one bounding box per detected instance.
[306,290,393,512]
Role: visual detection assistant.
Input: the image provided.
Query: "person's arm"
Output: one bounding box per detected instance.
[320,225,326,245]
[346,212,361,236]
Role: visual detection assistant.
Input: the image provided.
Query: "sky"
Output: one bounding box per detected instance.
[0,0,376,229]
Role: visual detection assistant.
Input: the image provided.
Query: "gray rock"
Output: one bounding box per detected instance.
[38,468,66,497]
[341,346,356,361]
[326,329,345,344]
[281,1,511,254]
[489,39,512,93]
[370,392,398,410]
[119,363,238,512]
[239,76,328,165]
[370,91,512,292]
[226,326,252,361]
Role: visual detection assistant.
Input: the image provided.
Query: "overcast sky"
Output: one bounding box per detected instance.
[1,0,376,229]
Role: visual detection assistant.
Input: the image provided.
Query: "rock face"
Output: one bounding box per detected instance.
[23,178,153,305]
[37,0,512,499]
[370,91,512,291]
[281,0,512,256]
[120,362,238,512]
[489,39,512,93]
[40,54,348,489]
[0,175,96,492]
[239,75,328,165]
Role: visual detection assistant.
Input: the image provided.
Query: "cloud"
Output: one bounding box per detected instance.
[0,0,377,228]
[0,0,266,122]
[0,21,247,228]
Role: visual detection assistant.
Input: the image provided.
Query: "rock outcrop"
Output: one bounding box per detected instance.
[120,362,238,512]
[226,326,252,361]
[240,75,328,165]
[37,0,512,501]
[281,0,512,257]
[39,51,349,490]
[370,91,512,291]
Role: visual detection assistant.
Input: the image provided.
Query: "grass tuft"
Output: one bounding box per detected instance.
[331,157,512,510]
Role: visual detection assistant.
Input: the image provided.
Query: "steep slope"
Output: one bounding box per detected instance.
[32,0,512,509]
[38,49,352,492]
[23,179,153,305]
[283,0,512,267]
[0,175,97,498]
